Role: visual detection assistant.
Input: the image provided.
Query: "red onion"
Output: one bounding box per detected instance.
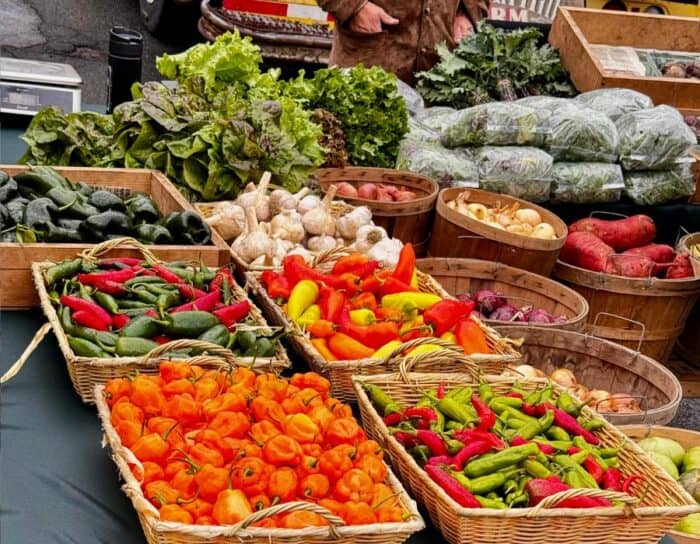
[470,310,487,321]
[474,289,506,315]
[527,308,555,324]
[456,293,473,303]
[489,304,520,322]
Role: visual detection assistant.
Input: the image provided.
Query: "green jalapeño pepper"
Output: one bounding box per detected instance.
[464,443,539,478]
[198,324,231,348]
[68,336,109,358]
[162,311,220,337]
[115,337,160,357]
[44,258,83,287]
[244,337,276,358]
[120,316,162,339]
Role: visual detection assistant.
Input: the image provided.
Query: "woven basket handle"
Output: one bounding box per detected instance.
[528,488,637,515]
[311,245,352,270]
[137,339,239,367]
[230,501,345,536]
[0,323,52,384]
[81,237,160,265]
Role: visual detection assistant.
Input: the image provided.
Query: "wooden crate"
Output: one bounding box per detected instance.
[0,166,231,309]
[550,8,700,116]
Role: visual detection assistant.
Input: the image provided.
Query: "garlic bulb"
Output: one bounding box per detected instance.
[336,206,372,240]
[302,185,337,236]
[235,172,271,221]
[287,246,313,263]
[354,225,388,254]
[367,238,403,268]
[297,194,322,216]
[206,203,245,242]
[270,209,305,243]
[273,238,295,261]
[235,207,274,264]
[308,235,338,253]
[270,187,310,216]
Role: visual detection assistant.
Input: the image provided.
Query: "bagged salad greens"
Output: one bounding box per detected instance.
[396,80,425,116]
[440,103,551,148]
[623,163,696,205]
[547,104,620,162]
[616,105,696,171]
[575,88,653,121]
[516,96,573,111]
[416,107,458,132]
[475,146,553,202]
[550,162,624,204]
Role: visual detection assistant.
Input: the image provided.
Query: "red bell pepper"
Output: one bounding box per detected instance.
[338,308,400,349]
[213,301,251,329]
[318,286,346,323]
[454,318,491,355]
[78,269,135,285]
[378,276,417,297]
[424,299,475,337]
[171,290,221,313]
[392,243,416,285]
[60,295,111,327]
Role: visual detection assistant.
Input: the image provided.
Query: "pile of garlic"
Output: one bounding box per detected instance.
[208,173,404,268]
[446,192,558,240]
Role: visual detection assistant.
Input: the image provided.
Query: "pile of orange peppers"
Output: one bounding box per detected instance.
[104,363,409,527]
[260,244,493,362]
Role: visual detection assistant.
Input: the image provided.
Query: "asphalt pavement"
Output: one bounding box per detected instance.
[0,0,202,104]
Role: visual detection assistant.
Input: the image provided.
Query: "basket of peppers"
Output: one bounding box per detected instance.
[94,363,425,544]
[352,371,699,544]
[248,243,521,401]
[7,238,290,403]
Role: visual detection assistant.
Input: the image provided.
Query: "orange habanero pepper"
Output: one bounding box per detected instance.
[164,460,191,481]
[212,489,253,525]
[263,434,303,467]
[159,361,194,382]
[180,497,213,519]
[195,515,215,525]
[326,417,364,447]
[267,467,298,502]
[130,375,166,415]
[333,469,374,503]
[104,377,131,407]
[133,461,165,485]
[170,467,197,499]
[194,464,230,503]
[162,378,196,397]
[302,443,323,458]
[231,457,271,497]
[202,392,247,420]
[355,454,388,483]
[159,504,194,524]
[281,388,323,415]
[319,498,348,520]
[308,405,335,433]
[357,440,384,459]
[350,292,378,311]
[299,473,330,500]
[188,442,225,468]
[116,419,143,448]
[162,394,202,426]
[289,372,331,397]
[344,501,377,525]
[144,480,180,508]
[326,398,353,419]
[281,511,329,528]
[249,493,271,511]
[250,397,286,425]
[231,366,256,388]
[131,422,178,463]
[250,420,281,445]
[110,399,144,426]
[209,411,250,439]
[194,377,221,402]
[283,413,321,444]
[256,373,289,402]
[218,437,261,462]
[298,454,320,476]
[148,417,185,449]
[318,444,356,483]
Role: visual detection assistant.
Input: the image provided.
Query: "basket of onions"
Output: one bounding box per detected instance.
[496,325,682,426]
[429,188,567,276]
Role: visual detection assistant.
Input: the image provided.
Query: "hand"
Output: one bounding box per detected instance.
[453,12,474,43]
[348,1,399,34]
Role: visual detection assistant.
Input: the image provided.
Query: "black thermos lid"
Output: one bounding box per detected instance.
[109,27,143,58]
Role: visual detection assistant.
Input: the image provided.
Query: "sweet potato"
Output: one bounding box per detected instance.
[568,215,656,251]
[666,252,694,279]
[604,255,655,278]
[623,244,676,276]
[559,232,614,272]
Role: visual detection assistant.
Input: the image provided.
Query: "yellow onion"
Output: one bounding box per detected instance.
[550,368,577,388]
[514,208,542,227]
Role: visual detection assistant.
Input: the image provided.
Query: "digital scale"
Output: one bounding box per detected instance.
[0,57,82,116]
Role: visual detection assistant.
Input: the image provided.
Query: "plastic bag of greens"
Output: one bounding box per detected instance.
[616,105,696,170]
[440,103,551,148]
[516,96,573,112]
[551,162,624,204]
[396,80,425,116]
[575,88,653,121]
[404,118,442,143]
[416,106,458,132]
[623,162,696,205]
[548,104,620,162]
[476,146,553,202]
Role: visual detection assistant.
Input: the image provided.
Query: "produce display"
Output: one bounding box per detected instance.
[20,32,409,201]
[458,290,567,324]
[560,214,695,279]
[507,365,642,415]
[445,193,558,240]
[475,147,554,203]
[259,246,498,361]
[550,163,625,204]
[0,167,211,245]
[363,380,640,509]
[416,23,575,109]
[102,365,411,526]
[42,259,280,358]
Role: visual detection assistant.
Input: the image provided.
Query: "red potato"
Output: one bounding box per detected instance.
[623,244,676,276]
[375,185,395,202]
[559,232,614,272]
[393,189,418,201]
[604,254,655,278]
[666,252,694,279]
[358,183,378,200]
[568,215,656,251]
[333,182,359,198]
[380,184,399,197]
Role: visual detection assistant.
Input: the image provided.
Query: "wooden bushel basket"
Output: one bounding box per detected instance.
[676,232,700,366]
[353,371,699,544]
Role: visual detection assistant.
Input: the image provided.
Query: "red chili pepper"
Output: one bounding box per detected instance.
[145,309,159,318]
[552,408,599,445]
[282,256,355,291]
[510,436,528,447]
[338,308,400,349]
[112,314,131,329]
[526,478,610,508]
[319,286,346,323]
[78,269,135,285]
[99,257,141,267]
[451,441,492,471]
[521,403,541,417]
[471,394,496,432]
[582,456,605,484]
[424,299,475,337]
[378,276,417,297]
[405,407,438,430]
[437,382,446,400]
[567,447,582,455]
[72,310,110,331]
[535,442,554,455]
[153,336,171,345]
[153,265,184,284]
[332,254,370,276]
[453,429,504,450]
[505,392,524,399]
[178,284,207,300]
[82,276,127,296]
[424,464,481,508]
[210,268,235,293]
[392,431,419,449]
[392,243,416,285]
[602,467,623,492]
[171,290,221,313]
[622,474,644,494]
[60,295,111,326]
[383,412,403,426]
[213,301,251,329]
[426,455,454,466]
[359,275,382,294]
[352,261,381,280]
[416,429,447,457]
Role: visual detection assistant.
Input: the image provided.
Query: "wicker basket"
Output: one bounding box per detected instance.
[11,238,290,403]
[246,267,521,402]
[94,378,425,544]
[417,258,589,332]
[352,371,699,544]
[495,325,683,426]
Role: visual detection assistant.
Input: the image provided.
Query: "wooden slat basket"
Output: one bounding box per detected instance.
[246,265,520,402]
[10,238,290,403]
[417,258,589,332]
[0,165,230,309]
[93,373,425,544]
[428,188,568,276]
[676,232,700,366]
[316,167,439,257]
[495,325,682,425]
[353,371,699,544]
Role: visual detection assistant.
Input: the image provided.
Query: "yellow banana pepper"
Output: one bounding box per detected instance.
[287,279,319,322]
[406,344,442,356]
[371,340,403,359]
[441,331,457,344]
[400,315,424,335]
[381,292,442,312]
[410,268,418,288]
[297,304,321,328]
[349,308,375,326]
